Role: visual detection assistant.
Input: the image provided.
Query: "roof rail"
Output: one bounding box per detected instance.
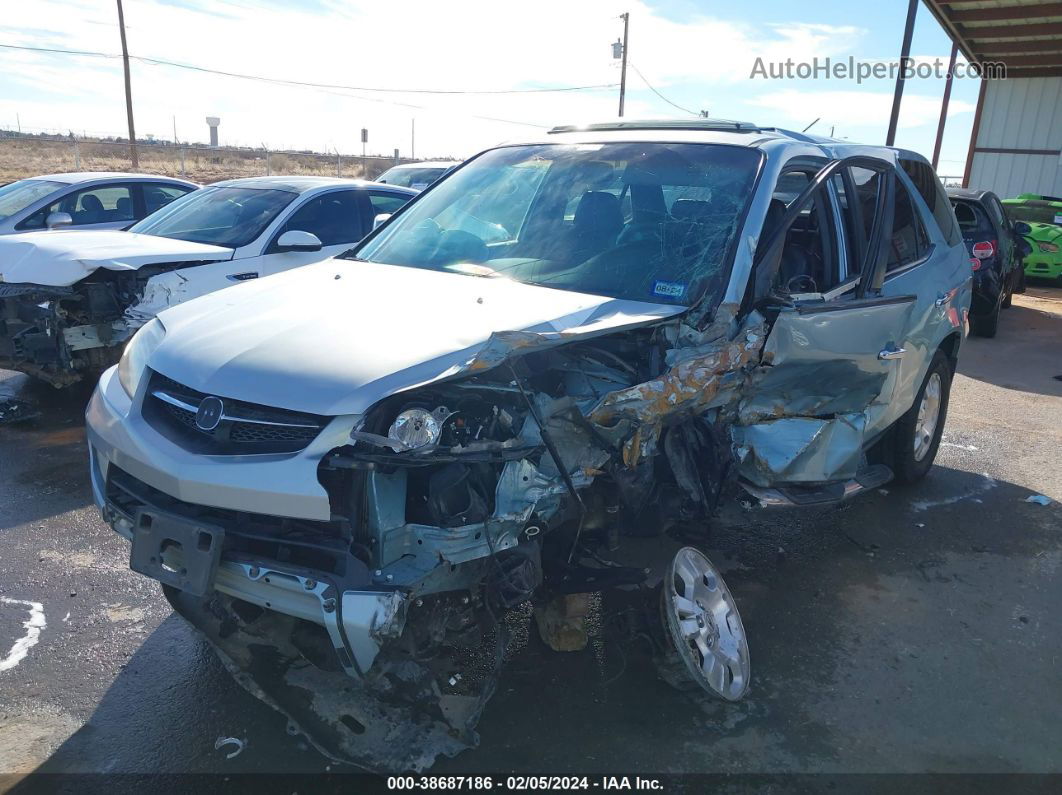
[547,118,761,134]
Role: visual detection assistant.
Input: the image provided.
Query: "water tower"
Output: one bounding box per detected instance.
[206,116,220,147]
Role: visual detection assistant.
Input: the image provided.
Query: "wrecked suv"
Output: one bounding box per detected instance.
[86,120,971,771]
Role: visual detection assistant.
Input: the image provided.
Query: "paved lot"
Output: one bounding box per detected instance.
[1,287,1060,785]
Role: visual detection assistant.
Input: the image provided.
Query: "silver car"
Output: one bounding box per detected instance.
[0,172,197,233]
[86,119,971,771]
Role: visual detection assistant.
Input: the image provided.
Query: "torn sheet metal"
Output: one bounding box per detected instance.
[731,413,866,487]
[165,585,497,773]
[587,308,766,466]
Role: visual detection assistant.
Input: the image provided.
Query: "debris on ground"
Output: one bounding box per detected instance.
[1025,495,1053,506]
[214,736,246,759]
[0,398,39,425]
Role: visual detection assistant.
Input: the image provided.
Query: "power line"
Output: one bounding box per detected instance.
[628,63,700,116]
[0,42,618,96]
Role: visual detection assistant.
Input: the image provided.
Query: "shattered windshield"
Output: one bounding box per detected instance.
[352,142,762,306]
[129,186,296,248]
[0,179,64,221]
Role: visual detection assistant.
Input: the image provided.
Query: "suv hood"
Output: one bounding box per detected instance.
[150,259,685,416]
[0,230,234,287]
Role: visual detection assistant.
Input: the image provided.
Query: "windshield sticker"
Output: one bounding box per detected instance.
[1054,214,1062,225]
[652,280,687,300]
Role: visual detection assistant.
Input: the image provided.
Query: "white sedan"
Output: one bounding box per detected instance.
[0,172,198,234]
[0,175,416,386]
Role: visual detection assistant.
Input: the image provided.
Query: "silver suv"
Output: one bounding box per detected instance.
[86,120,971,771]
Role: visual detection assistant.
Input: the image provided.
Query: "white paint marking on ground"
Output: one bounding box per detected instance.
[0,597,46,672]
[911,474,998,513]
[941,442,979,452]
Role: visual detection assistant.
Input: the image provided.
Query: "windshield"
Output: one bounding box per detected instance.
[1006,203,1062,226]
[353,143,762,306]
[377,166,450,189]
[129,186,295,248]
[0,179,64,221]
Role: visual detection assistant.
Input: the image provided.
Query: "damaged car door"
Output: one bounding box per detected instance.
[734,157,919,501]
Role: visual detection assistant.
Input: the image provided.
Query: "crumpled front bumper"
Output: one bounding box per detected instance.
[86,365,407,678]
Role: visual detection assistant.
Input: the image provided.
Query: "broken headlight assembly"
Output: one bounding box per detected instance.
[117,317,166,397]
[388,406,444,451]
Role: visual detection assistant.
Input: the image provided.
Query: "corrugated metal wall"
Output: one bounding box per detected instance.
[967,77,1062,198]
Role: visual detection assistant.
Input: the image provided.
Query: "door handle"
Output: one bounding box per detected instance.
[878,347,906,360]
[226,272,259,282]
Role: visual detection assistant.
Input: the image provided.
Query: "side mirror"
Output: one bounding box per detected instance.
[275,230,323,252]
[1013,221,1031,236]
[46,212,73,230]
[373,213,392,231]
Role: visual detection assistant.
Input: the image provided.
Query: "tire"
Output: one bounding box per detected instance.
[889,351,952,485]
[1014,267,1027,294]
[1002,272,1014,308]
[971,299,999,337]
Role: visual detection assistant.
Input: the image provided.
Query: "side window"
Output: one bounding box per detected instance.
[987,195,1008,229]
[887,181,929,272]
[21,184,135,229]
[275,190,362,248]
[143,184,191,217]
[761,170,840,294]
[367,191,410,217]
[900,159,962,247]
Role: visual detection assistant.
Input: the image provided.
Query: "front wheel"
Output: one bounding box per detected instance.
[1014,267,1027,294]
[1002,271,1014,308]
[889,351,952,484]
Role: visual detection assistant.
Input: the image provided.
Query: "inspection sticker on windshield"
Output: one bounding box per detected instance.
[652,280,687,299]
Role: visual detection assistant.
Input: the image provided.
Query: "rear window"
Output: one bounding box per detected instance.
[900,159,961,247]
[950,200,991,235]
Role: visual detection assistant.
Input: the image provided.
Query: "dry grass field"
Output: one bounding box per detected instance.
[0,137,404,184]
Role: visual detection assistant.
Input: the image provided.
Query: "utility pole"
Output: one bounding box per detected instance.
[172,116,178,146]
[411,118,415,160]
[617,12,630,117]
[116,0,138,168]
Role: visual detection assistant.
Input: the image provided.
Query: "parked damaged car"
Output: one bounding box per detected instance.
[86,120,971,771]
[0,176,415,386]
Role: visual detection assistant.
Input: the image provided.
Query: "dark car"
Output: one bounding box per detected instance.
[947,188,1029,337]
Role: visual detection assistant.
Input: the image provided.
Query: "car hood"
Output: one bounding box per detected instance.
[0,230,234,287]
[150,259,686,416]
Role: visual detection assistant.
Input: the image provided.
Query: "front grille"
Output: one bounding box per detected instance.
[105,465,361,580]
[143,370,328,454]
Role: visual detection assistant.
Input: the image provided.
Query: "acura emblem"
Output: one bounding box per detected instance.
[195,396,225,431]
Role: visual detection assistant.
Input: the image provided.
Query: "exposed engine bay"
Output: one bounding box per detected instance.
[0,261,222,387]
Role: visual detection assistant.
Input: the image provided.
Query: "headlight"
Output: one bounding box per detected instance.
[1038,241,1059,253]
[117,318,166,397]
[388,408,441,451]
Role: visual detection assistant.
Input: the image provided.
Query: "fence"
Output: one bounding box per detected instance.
[0,133,414,184]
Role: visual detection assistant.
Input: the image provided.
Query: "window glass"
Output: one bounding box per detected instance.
[376,166,450,189]
[1005,203,1062,225]
[950,199,991,235]
[23,184,134,229]
[130,186,295,248]
[887,181,929,271]
[143,184,192,217]
[900,159,961,246]
[830,173,861,278]
[355,143,763,307]
[0,179,63,222]
[277,190,363,247]
[368,192,411,217]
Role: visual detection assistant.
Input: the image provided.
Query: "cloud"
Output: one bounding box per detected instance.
[0,0,867,157]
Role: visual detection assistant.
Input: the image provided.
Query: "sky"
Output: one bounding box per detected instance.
[0,0,978,177]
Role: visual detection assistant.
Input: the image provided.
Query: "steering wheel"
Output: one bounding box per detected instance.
[786,273,818,293]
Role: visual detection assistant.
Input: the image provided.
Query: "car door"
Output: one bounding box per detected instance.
[251,188,368,278]
[733,157,919,492]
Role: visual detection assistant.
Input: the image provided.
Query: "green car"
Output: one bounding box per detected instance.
[1002,194,1062,282]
